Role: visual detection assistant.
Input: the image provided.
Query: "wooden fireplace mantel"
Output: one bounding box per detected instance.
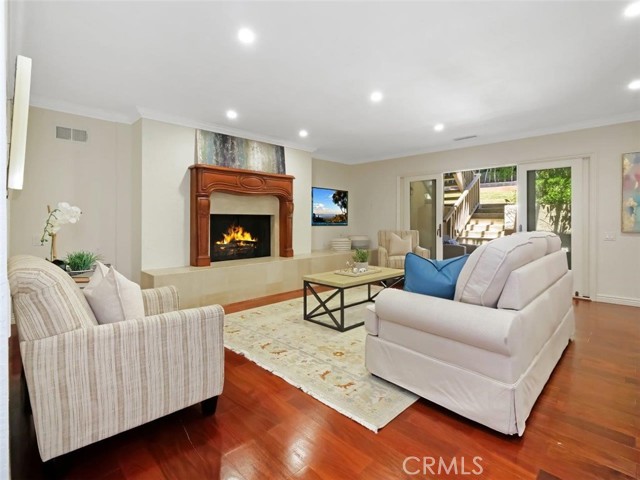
[190,164,295,266]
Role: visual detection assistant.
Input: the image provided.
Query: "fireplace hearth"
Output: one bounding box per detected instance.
[211,214,271,261]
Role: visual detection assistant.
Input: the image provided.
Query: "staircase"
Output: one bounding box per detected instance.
[443,173,463,210]
[457,203,507,246]
[443,171,481,240]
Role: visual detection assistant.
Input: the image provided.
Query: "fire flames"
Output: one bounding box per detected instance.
[216,225,257,245]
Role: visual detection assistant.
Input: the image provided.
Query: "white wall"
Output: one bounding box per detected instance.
[139,119,314,270]
[9,107,135,277]
[285,147,312,255]
[346,121,640,305]
[311,158,356,251]
[139,119,193,271]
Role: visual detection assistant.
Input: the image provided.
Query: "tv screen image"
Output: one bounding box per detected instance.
[312,187,348,226]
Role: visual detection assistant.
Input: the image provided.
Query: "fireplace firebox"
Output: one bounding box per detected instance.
[210,214,271,262]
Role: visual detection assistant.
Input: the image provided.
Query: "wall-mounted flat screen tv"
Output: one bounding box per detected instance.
[312,187,348,226]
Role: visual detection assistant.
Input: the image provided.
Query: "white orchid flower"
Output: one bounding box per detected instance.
[40,202,82,245]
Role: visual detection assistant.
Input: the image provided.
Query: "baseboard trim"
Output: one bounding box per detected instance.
[595,295,640,308]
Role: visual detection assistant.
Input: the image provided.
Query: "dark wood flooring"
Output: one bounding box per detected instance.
[8,294,640,479]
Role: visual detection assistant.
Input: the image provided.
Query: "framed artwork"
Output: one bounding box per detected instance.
[622,152,640,233]
[312,187,348,226]
[196,129,285,174]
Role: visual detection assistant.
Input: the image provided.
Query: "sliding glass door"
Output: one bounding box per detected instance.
[517,158,588,297]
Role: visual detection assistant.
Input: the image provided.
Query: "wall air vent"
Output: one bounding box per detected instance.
[72,129,88,142]
[56,126,88,142]
[453,135,478,142]
[56,126,72,140]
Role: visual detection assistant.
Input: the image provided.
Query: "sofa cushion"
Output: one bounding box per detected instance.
[498,249,568,310]
[84,267,145,324]
[519,230,562,254]
[454,233,551,308]
[389,233,412,256]
[404,253,469,299]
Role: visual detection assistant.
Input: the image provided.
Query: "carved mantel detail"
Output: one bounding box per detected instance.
[189,164,295,266]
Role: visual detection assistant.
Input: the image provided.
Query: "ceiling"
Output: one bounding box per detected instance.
[9,1,640,164]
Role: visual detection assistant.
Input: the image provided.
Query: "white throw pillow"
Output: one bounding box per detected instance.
[86,261,109,289]
[83,267,145,324]
[389,233,412,256]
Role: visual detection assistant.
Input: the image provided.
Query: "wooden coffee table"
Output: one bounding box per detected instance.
[302,267,404,332]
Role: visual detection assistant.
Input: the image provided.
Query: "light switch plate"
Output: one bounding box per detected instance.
[603,232,616,241]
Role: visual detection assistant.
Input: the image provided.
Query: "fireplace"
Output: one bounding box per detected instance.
[211,214,271,261]
[190,165,294,267]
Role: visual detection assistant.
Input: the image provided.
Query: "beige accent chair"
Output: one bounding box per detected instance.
[377,230,430,269]
[9,255,225,462]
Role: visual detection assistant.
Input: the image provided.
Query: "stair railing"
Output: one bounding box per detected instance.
[443,173,481,239]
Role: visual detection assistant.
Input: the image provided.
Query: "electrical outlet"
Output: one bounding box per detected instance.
[603,232,616,241]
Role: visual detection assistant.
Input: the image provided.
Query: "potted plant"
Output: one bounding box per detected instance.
[352,248,370,271]
[65,250,101,275]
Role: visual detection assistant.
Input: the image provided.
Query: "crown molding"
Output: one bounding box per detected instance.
[29,96,138,124]
[26,98,318,154]
[136,107,318,154]
[339,111,640,165]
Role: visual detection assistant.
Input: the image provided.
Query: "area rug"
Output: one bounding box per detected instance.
[223,287,418,432]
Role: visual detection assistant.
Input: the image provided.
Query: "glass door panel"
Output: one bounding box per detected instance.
[526,167,572,268]
[403,175,442,259]
[518,158,588,297]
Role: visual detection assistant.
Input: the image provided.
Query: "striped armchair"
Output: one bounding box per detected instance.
[377,230,430,269]
[8,255,225,462]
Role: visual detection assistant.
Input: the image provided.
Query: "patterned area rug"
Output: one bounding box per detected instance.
[223,286,418,432]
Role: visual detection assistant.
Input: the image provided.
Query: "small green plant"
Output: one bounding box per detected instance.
[65,250,101,271]
[353,248,369,263]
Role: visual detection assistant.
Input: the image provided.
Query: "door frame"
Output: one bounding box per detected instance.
[397,174,443,259]
[517,156,591,298]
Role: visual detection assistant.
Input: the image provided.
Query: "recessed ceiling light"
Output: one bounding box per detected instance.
[237,28,256,44]
[299,130,308,138]
[624,1,640,17]
[226,110,238,119]
[628,79,640,90]
[434,123,445,132]
[370,91,383,103]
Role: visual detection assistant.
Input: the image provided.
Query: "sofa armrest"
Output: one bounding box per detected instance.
[378,246,389,268]
[141,285,180,315]
[374,289,518,356]
[20,304,224,461]
[414,245,430,258]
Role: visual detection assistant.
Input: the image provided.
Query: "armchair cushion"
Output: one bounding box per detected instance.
[404,253,469,299]
[389,233,412,256]
[84,267,145,324]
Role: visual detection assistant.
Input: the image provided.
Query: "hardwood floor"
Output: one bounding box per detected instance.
[9,296,639,479]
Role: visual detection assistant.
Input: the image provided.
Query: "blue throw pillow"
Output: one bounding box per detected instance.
[404,253,469,299]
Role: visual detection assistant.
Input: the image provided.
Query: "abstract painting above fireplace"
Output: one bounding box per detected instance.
[211,214,271,262]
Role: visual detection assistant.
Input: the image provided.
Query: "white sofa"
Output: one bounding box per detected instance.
[365,232,574,435]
